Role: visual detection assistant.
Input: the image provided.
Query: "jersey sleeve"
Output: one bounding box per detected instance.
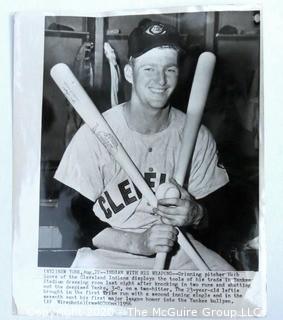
[187,125,229,199]
[54,124,104,202]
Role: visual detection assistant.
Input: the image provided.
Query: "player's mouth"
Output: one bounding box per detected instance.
[149,87,168,94]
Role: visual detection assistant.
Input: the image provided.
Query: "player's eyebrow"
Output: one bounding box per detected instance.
[166,64,178,68]
[139,63,178,68]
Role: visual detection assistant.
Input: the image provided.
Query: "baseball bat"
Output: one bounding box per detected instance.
[154,52,216,270]
[175,52,216,185]
[50,63,158,209]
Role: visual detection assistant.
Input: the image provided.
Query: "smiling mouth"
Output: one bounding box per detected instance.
[150,87,168,94]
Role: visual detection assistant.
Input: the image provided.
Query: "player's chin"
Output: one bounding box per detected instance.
[149,101,170,109]
[148,95,172,109]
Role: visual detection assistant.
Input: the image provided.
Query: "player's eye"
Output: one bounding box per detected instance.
[166,67,178,74]
[143,66,155,72]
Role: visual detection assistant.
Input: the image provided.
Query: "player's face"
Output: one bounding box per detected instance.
[130,47,179,109]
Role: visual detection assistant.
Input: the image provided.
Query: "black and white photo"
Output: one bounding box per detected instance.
[38,11,260,271]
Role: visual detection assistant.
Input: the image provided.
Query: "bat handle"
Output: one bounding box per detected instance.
[177,229,210,270]
[154,252,167,270]
[153,227,210,270]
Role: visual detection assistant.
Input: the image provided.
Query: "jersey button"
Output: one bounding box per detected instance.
[148,147,152,152]
[149,167,154,172]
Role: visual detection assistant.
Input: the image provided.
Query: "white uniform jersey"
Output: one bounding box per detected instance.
[55,103,229,232]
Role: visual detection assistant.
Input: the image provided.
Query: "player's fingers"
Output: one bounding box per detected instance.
[160,216,176,225]
[153,237,175,247]
[151,224,179,235]
[154,245,173,253]
[155,203,186,215]
[168,177,182,194]
[142,202,158,214]
[152,230,178,241]
[155,211,188,226]
[157,197,183,207]
[170,177,191,200]
[150,231,177,241]
[162,216,188,227]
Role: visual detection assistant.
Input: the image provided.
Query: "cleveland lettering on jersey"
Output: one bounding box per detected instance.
[96,171,167,219]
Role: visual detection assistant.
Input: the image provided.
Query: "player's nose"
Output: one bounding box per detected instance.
[156,70,167,86]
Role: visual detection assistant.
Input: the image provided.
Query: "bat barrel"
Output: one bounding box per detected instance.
[187,52,216,115]
[174,52,216,186]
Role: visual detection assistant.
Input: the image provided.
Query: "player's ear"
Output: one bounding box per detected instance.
[124,64,133,84]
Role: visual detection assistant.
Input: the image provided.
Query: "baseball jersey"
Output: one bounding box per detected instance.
[55,103,229,232]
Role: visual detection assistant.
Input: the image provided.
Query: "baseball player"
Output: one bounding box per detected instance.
[55,20,234,270]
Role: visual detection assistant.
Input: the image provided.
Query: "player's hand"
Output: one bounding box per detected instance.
[153,178,205,227]
[135,224,178,256]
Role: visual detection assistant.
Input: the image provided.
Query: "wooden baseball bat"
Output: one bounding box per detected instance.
[50,63,158,209]
[154,52,216,270]
[175,52,216,185]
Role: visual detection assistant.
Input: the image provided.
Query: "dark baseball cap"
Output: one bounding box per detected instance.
[128,19,184,58]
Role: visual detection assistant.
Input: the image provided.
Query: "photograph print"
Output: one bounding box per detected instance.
[38,10,260,271]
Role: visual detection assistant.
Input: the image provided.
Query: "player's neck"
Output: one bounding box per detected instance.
[123,101,171,134]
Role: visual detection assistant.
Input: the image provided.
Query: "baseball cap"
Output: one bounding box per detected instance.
[128,19,184,58]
